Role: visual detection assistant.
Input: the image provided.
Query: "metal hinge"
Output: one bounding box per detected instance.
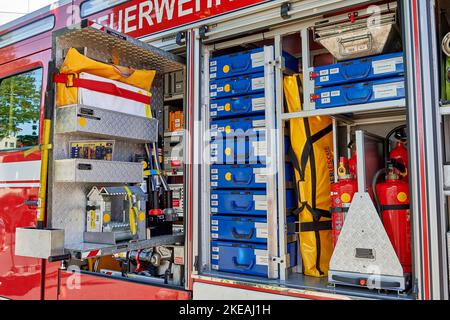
[176,31,186,46]
[199,26,208,39]
[281,2,291,20]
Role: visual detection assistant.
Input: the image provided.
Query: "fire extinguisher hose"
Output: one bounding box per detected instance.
[372,168,385,217]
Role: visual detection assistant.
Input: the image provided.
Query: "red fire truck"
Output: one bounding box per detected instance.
[0,0,449,300]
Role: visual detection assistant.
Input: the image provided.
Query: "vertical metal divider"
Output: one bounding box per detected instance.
[264,45,279,279]
[355,131,366,193]
[333,119,338,183]
[301,28,313,111]
[274,35,288,281]
[199,42,211,274]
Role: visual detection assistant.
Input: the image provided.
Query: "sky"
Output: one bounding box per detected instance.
[0,0,56,25]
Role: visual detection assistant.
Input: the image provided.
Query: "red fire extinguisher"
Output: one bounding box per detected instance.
[331,157,358,247]
[375,163,412,273]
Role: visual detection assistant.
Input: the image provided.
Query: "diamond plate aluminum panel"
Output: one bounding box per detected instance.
[54,159,143,183]
[54,26,185,73]
[329,192,404,277]
[56,105,158,143]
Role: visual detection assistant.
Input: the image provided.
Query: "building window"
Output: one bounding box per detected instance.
[0,68,42,151]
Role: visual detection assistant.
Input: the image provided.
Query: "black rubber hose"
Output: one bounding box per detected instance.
[372,168,386,218]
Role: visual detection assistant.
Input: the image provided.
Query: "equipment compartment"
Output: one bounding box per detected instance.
[56,104,159,143]
[210,72,265,99]
[210,163,294,189]
[211,240,298,277]
[210,94,265,119]
[311,52,404,87]
[210,189,296,216]
[211,215,296,243]
[210,115,265,139]
[312,76,405,109]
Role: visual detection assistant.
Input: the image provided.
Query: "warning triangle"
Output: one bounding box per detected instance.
[329,192,404,277]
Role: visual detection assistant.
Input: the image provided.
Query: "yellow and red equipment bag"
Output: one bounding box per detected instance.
[55,48,156,118]
[284,74,334,277]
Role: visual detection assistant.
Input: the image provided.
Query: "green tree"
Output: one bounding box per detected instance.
[0,70,41,143]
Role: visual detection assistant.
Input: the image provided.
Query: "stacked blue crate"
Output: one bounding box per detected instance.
[208,47,299,277]
[310,52,405,109]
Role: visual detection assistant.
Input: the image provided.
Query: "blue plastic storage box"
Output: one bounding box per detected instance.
[210,189,296,216]
[312,76,405,109]
[210,163,294,189]
[210,115,266,140]
[210,48,299,80]
[211,215,296,243]
[210,72,265,99]
[210,94,265,119]
[211,240,298,277]
[311,52,404,87]
[210,136,290,165]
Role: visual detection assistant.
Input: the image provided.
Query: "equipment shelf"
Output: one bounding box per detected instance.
[55,104,159,143]
[54,159,143,183]
[281,99,407,121]
[65,234,185,260]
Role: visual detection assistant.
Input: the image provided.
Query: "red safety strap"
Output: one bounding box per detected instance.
[54,73,151,105]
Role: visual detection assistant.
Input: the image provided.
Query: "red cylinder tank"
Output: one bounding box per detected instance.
[375,172,412,273]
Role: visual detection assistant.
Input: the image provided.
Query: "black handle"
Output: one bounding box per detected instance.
[48,253,71,263]
[231,227,254,239]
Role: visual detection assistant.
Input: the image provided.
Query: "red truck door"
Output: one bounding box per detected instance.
[0,51,50,300]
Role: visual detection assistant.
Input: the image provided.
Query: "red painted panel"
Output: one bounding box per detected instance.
[58,271,190,300]
[0,53,50,300]
[74,0,271,38]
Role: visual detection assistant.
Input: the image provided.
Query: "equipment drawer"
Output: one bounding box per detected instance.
[311,52,404,87]
[210,136,290,165]
[210,72,265,99]
[312,76,405,109]
[211,215,296,243]
[210,163,294,189]
[210,115,265,139]
[211,240,297,277]
[210,94,265,119]
[210,189,296,216]
[210,48,299,80]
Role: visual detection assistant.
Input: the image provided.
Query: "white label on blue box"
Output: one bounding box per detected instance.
[211,201,218,206]
[210,111,217,116]
[212,246,219,252]
[211,226,218,231]
[211,169,218,174]
[330,68,340,74]
[251,52,265,68]
[211,194,218,200]
[211,103,217,109]
[212,254,219,260]
[373,81,404,99]
[211,207,218,213]
[210,84,217,89]
[210,66,217,72]
[254,195,267,211]
[320,69,329,76]
[252,77,265,90]
[252,97,265,111]
[372,57,403,75]
[217,87,224,92]
[211,182,218,187]
[211,219,218,225]
[210,61,217,66]
[211,175,218,180]
[212,264,219,270]
[321,97,331,104]
[255,222,268,238]
[255,249,269,266]
[320,76,329,82]
[211,92,217,97]
[253,119,266,127]
[331,90,341,97]
[321,92,330,98]
[211,233,218,239]
[210,73,217,79]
